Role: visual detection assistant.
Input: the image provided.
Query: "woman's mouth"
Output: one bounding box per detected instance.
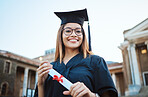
[68,39,78,43]
[69,39,77,42]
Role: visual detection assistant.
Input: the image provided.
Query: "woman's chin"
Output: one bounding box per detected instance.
[65,45,80,49]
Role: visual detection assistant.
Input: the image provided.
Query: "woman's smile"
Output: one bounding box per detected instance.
[68,38,79,43]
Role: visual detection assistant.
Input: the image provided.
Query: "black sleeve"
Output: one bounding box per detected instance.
[92,56,118,97]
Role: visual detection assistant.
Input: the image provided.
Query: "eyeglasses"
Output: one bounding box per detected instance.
[62,27,83,36]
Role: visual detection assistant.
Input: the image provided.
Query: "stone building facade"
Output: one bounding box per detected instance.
[108,62,125,96]
[119,18,148,96]
[0,50,39,97]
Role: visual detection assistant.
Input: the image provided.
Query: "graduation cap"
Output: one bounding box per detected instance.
[54,8,92,51]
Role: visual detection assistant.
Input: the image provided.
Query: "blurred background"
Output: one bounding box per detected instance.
[0,0,148,97]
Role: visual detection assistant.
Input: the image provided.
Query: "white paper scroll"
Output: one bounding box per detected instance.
[48,69,73,90]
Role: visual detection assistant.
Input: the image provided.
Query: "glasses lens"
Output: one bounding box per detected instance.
[64,28,72,36]
[75,28,82,36]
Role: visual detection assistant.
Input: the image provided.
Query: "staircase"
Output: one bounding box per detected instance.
[120,86,148,97]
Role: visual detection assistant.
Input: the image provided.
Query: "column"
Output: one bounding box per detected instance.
[112,73,116,87]
[127,46,135,85]
[22,68,29,97]
[127,44,141,85]
[35,71,38,85]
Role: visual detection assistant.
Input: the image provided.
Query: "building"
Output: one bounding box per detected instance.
[108,62,125,96]
[119,18,148,96]
[0,50,39,97]
[33,48,55,63]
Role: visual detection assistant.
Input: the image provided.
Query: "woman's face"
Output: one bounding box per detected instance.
[62,23,83,50]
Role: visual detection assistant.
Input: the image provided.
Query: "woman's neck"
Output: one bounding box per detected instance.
[63,48,79,64]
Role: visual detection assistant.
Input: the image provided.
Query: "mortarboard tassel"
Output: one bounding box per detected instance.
[88,22,92,51]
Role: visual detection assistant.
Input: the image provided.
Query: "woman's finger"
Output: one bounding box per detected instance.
[37,62,52,72]
[38,70,49,78]
[77,89,88,97]
[37,65,49,72]
[39,61,48,66]
[71,83,81,96]
[70,82,80,93]
[37,67,51,75]
[46,62,53,68]
[73,86,85,97]
[63,82,81,96]
[63,91,70,95]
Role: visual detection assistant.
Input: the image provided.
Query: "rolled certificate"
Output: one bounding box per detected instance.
[48,68,73,90]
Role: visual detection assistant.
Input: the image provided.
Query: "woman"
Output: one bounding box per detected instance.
[34,9,118,97]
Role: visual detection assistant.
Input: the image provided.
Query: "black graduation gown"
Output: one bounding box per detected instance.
[34,53,118,97]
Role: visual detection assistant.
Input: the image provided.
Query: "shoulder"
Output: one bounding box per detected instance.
[89,54,102,60]
[89,54,105,64]
[88,54,108,70]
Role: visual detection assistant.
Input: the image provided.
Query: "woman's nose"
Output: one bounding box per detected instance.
[70,30,77,36]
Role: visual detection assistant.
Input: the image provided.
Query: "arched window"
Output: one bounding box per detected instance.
[1,82,8,96]
[2,84,6,95]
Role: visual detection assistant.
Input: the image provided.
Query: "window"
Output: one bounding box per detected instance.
[1,82,8,96]
[3,60,12,74]
[143,72,148,86]
[1,84,7,95]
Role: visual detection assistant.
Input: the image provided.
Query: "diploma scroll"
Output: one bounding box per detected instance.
[48,69,73,90]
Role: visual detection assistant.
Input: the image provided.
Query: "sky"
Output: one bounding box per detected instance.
[0,0,148,62]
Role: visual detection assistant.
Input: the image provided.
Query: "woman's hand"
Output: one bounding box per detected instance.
[63,82,96,97]
[37,62,53,86]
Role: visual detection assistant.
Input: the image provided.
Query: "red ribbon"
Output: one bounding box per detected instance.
[53,75,63,83]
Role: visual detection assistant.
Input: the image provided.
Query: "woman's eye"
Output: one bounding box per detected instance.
[66,30,71,33]
[76,31,81,33]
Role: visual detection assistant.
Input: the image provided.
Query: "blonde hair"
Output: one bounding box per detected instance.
[54,24,93,63]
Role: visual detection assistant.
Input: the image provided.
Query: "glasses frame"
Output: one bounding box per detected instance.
[62,27,83,36]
